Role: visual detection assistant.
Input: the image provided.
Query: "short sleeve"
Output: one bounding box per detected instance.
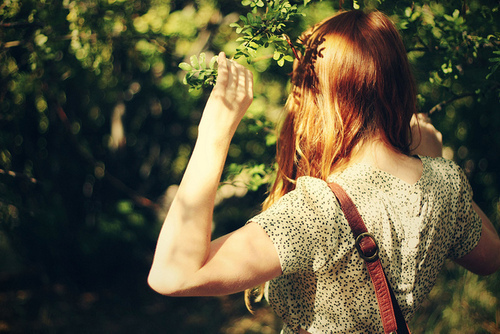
[247,177,341,275]
[447,163,482,259]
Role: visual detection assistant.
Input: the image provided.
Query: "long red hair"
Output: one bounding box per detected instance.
[264,10,417,209]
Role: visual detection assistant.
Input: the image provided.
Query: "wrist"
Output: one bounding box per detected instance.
[194,130,232,160]
[197,124,235,149]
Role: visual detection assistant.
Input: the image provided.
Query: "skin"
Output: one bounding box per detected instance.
[148,54,500,297]
[148,53,281,296]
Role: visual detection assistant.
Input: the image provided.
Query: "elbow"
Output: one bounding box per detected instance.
[456,242,500,276]
[147,269,185,296]
[147,271,170,295]
[478,243,500,276]
[471,265,499,277]
[454,261,500,277]
[475,258,500,276]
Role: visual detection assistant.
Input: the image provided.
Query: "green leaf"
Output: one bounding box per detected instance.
[199,53,206,69]
[248,41,259,49]
[190,55,199,69]
[209,56,218,69]
[179,62,192,71]
[444,14,453,22]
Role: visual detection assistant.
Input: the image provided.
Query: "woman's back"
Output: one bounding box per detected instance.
[251,156,481,333]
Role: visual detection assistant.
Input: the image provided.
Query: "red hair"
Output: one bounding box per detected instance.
[264,10,417,209]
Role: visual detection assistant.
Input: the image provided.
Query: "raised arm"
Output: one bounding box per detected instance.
[148,53,281,296]
[410,113,500,275]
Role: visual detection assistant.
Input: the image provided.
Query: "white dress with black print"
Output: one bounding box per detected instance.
[248,156,482,333]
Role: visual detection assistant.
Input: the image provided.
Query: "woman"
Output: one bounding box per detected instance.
[148,10,500,333]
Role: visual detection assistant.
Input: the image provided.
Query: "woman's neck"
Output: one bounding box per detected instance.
[349,138,423,185]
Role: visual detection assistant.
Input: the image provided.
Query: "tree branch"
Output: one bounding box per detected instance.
[282,33,300,60]
[0,169,38,184]
[2,41,21,49]
[428,92,475,114]
[428,82,500,114]
[0,21,44,28]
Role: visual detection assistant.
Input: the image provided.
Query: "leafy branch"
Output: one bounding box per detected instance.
[179,0,305,90]
[178,53,218,92]
[230,0,302,65]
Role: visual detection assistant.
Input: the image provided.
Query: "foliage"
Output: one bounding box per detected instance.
[182,0,304,90]
[179,52,219,91]
[0,0,499,333]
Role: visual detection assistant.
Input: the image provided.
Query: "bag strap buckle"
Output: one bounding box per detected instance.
[355,232,379,262]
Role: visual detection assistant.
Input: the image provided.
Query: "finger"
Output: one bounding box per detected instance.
[227,59,238,91]
[416,112,431,123]
[246,68,254,100]
[232,63,249,104]
[243,67,253,106]
[410,113,418,127]
[216,52,229,89]
[234,62,245,93]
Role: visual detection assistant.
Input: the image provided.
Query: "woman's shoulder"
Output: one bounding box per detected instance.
[420,155,457,167]
[420,155,464,176]
[265,176,340,219]
[420,156,469,191]
[287,176,336,205]
[295,175,330,190]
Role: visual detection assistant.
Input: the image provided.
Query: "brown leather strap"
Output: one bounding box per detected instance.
[328,182,410,334]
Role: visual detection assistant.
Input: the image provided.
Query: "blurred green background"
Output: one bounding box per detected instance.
[0,0,499,333]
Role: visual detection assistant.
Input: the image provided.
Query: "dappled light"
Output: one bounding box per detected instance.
[0,0,499,333]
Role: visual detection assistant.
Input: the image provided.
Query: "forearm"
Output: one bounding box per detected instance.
[148,135,230,291]
[473,201,499,237]
[455,200,500,275]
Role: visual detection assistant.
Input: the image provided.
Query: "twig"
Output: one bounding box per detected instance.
[0,21,44,28]
[407,46,446,52]
[428,92,475,114]
[0,168,38,184]
[251,54,274,63]
[428,82,500,114]
[1,41,21,49]
[282,33,300,60]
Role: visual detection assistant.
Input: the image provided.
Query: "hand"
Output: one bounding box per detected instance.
[410,113,443,158]
[198,52,253,143]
